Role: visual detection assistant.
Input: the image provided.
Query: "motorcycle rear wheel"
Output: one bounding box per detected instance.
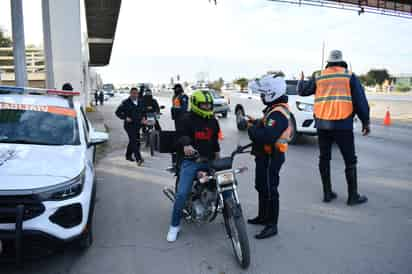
[223,195,250,269]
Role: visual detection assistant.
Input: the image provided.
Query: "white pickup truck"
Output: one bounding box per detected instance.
[231,80,317,143]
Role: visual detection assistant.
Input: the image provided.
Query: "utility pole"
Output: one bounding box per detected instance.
[42,0,55,88]
[10,0,28,86]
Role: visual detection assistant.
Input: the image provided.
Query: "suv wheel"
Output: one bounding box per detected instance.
[236,108,246,131]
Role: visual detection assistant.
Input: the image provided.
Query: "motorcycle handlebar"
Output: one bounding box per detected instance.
[231,143,252,158]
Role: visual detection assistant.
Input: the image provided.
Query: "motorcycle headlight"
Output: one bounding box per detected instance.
[37,170,85,201]
[216,172,234,187]
[296,102,314,112]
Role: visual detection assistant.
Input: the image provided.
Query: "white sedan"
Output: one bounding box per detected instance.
[0,86,108,262]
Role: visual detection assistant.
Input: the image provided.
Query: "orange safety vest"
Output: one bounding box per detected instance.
[172,95,182,108]
[314,67,353,120]
[262,103,292,154]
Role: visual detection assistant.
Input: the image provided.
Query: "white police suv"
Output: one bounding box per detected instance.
[0,86,108,262]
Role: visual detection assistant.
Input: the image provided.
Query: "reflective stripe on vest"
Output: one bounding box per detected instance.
[262,103,291,154]
[314,67,353,120]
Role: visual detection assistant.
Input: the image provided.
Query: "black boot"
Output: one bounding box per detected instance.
[248,194,266,225]
[255,199,278,239]
[346,165,368,206]
[319,163,337,203]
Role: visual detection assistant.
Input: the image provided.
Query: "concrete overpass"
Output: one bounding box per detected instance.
[85,0,122,66]
[8,0,121,106]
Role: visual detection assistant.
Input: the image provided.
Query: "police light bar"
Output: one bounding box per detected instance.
[0,85,80,96]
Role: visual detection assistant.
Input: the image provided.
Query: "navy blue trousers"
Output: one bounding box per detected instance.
[317,129,357,170]
[254,153,285,200]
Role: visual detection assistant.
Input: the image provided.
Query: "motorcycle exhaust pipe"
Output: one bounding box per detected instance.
[162,187,191,220]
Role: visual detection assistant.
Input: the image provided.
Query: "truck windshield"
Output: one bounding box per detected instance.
[0,109,80,146]
[103,84,114,91]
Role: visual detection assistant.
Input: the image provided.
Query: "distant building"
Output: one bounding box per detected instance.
[0,46,46,88]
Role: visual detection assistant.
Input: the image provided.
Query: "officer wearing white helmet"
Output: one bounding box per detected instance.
[246,73,291,239]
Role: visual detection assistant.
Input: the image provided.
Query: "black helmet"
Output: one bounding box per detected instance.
[172,84,184,95]
[62,83,73,91]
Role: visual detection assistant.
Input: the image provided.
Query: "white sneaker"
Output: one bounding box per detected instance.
[166,226,180,242]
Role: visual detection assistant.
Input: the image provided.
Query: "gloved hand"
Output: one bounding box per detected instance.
[248,126,257,142]
[362,122,370,136]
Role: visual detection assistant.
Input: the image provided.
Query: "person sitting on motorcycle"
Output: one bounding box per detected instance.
[246,73,290,239]
[167,90,221,242]
[141,88,161,131]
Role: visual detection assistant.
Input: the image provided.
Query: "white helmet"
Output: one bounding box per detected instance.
[248,74,286,105]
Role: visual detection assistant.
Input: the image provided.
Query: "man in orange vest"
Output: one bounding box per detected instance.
[170,84,189,172]
[298,50,370,206]
[247,73,291,239]
[171,84,189,129]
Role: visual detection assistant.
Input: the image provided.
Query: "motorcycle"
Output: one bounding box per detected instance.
[163,143,252,269]
[141,112,161,156]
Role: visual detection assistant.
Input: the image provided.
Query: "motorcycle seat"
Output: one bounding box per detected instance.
[210,157,232,171]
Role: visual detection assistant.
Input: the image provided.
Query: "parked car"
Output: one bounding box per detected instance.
[0,86,108,262]
[201,89,230,118]
[231,80,316,143]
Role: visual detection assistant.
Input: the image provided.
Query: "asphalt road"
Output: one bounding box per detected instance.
[366,93,412,102]
[4,94,412,274]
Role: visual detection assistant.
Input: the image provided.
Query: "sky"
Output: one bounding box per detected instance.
[0,0,411,84]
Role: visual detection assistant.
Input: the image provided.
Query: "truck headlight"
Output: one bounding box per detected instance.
[296,102,314,112]
[37,170,85,201]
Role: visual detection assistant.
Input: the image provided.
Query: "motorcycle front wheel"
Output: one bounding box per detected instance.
[149,131,157,156]
[223,195,250,269]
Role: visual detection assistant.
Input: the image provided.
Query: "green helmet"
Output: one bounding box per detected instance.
[190,90,214,119]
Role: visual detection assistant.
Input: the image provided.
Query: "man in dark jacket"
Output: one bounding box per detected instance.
[115,87,144,165]
[297,49,370,206]
[142,89,161,131]
[99,90,104,105]
[166,90,221,242]
[169,84,189,171]
[171,84,188,129]
[94,90,99,106]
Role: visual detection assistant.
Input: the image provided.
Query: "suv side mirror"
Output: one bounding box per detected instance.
[89,130,109,147]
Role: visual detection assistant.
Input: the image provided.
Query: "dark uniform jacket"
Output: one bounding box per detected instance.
[142,96,160,115]
[115,97,144,128]
[171,94,189,120]
[176,112,220,160]
[248,101,289,158]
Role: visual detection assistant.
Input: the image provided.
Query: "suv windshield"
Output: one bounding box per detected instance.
[0,109,80,146]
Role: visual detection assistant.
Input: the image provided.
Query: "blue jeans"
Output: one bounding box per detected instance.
[171,160,209,227]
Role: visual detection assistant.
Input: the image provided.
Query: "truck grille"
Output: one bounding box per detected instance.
[0,195,45,224]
